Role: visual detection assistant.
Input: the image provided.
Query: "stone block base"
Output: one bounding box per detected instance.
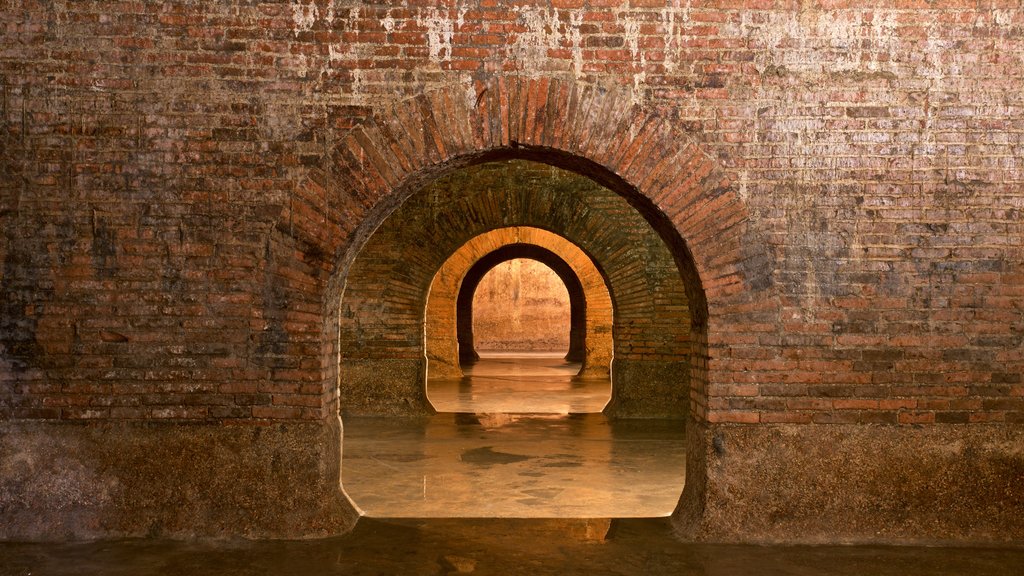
[0,418,359,541]
[674,422,1024,545]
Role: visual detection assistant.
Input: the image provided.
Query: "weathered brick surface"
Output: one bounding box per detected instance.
[2,0,1023,543]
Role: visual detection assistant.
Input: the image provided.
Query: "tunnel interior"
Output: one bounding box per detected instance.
[463,250,578,362]
[427,237,609,414]
[338,159,696,419]
[337,158,701,518]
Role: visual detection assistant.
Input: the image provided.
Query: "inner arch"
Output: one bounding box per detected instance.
[425,227,615,384]
[461,246,584,364]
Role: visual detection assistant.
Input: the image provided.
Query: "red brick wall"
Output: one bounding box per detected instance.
[2,0,1024,544]
[1,0,1022,426]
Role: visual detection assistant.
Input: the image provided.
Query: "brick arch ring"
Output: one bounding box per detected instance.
[275,76,775,536]
[425,226,614,382]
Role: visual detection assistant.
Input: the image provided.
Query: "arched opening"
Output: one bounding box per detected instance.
[425,228,614,384]
[339,159,694,517]
[466,254,577,362]
[337,159,693,419]
[263,76,773,540]
[424,232,615,414]
[283,70,767,539]
[468,258,580,410]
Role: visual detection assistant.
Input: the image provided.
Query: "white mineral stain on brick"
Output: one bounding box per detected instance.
[417,8,455,62]
[509,6,587,79]
[290,0,318,35]
[569,11,584,78]
[290,0,338,33]
[622,16,646,107]
[465,81,478,112]
[661,4,690,74]
[737,169,749,201]
[351,69,368,105]
[736,9,900,75]
[511,7,563,63]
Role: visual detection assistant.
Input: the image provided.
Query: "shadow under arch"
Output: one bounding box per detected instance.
[273,77,775,539]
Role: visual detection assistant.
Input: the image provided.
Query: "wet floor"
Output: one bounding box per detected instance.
[342,413,686,517]
[4,517,1023,576]
[347,353,682,517]
[427,353,610,414]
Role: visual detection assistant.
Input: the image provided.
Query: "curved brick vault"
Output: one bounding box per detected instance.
[338,159,693,419]
[266,77,772,538]
[425,227,614,381]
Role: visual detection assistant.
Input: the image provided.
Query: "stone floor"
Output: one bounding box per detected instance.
[4,518,1023,576]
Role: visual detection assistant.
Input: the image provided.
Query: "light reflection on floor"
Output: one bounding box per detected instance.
[427,352,610,414]
[342,353,685,518]
[342,413,686,517]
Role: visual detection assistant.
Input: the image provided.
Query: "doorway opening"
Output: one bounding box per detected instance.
[458,256,589,413]
[339,159,693,518]
[472,258,571,357]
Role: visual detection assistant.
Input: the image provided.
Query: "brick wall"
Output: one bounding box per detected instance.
[1,0,1022,543]
[5,1,1019,426]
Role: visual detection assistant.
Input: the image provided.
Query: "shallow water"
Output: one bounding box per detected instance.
[427,352,610,414]
[342,413,686,518]
[3,518,1023,576]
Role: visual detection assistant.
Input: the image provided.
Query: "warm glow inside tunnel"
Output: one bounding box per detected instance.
[339,160,694,518]
[424,227,615,414]
[473,258,571,355]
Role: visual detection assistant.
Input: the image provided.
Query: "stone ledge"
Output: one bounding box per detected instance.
[674,422,1024,546]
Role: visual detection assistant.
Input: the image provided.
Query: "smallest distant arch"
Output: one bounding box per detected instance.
[457,244,586,366]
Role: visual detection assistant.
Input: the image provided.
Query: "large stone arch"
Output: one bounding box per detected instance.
[425,226,614,381]
[269,77,774,537]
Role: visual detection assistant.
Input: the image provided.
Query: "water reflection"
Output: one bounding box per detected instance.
[428,352,610,414]
[342,413,685,518]
[6,518,1023,576]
